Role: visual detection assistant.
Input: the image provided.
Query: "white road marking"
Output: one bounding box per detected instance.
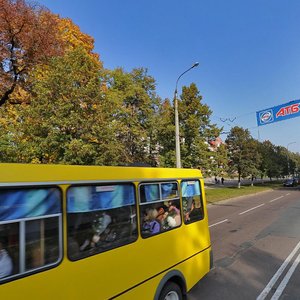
[269,196,284,203]
[286,193,290,196]
[239,203,265,215]
[209,219,228,228]
[256,240,300,300]
[271,253,300,299]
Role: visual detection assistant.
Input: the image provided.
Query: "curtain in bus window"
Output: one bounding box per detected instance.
[144,184,159,202]
[181,181,200,197]
[67,186,92,212]
[0,188,61,222]
[67,184,135,213]
[161,183,177,199]
[92,185,135,210]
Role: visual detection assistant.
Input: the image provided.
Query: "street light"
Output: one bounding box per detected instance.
[174,62,199,168]
[287,142,296,177]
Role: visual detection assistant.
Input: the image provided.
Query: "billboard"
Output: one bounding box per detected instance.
[256,99,300,126]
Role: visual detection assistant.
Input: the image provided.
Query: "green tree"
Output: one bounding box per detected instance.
[156,99,176,167]
[107,67,161,166]
[226,126,261,187]
[157,83,223,171]
[209,143,228,177]
[4,47,122,165]
[277,146,291,178]
[258,140,277,179]
[290,151,300,177]
[179,83,221,171]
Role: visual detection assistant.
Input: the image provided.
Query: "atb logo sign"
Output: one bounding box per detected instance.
[276,103,300,117]
[259,110,273,124]
[256,100,300,126]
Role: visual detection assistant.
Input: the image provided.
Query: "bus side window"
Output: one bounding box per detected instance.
[181,180,204,224]
[139,182,181,238]
[67,183,137,261]
[0,187,62,281]
[25,218,60,270]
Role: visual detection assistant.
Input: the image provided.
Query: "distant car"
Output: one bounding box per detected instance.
[283,178,298,187]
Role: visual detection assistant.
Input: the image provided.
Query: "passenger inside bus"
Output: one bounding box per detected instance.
[141,200,181,236]
[157,202,181,230]
[79,211,113,251]
[142,208,161,234]
[184,199,203,223]
[0,237,13,279]
[167,201,181,227]
[156,205,168,225]
[70,205,137,258]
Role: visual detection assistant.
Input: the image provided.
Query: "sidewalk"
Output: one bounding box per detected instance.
[204,177,272,189]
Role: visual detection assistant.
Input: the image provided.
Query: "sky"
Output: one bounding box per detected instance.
[37,0,300,153]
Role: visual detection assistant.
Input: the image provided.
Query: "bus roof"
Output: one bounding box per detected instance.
[0,163,203,184]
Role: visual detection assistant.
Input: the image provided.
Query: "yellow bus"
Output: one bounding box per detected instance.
[0,163,212,300]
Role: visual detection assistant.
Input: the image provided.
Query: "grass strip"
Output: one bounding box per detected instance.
[205,183,282,204]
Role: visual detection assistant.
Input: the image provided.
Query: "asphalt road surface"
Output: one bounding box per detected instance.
[188,187,300,300]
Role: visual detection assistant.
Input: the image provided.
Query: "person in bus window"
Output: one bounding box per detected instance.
[79,212,112,251]
[167,202,181,227]
[185,199,202,222]
[142,208,160,234]
[0,238,13,279]
[156,205,169,230]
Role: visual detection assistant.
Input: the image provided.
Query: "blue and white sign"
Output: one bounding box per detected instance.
[256,99,300,126]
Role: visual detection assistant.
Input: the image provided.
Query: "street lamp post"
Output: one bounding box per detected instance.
[287,142,296,177]
[174,62,199,168]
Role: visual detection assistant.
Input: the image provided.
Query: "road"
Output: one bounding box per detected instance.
[188,187,300,299]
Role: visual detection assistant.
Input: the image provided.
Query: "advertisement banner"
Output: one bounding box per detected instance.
[256,99,300,126]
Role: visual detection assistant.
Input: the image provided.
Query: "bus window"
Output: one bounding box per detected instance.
[67,183,138,260]
[0,187,62,281]
[181,180,204,224]
[139,181,181,237]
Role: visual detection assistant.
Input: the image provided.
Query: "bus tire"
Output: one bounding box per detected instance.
[158,281,183,300]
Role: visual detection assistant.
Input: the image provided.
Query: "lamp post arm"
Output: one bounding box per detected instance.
[174,63,199,94]
[175,67,192,89]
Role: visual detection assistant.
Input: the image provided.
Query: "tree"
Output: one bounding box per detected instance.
[0,0,63,106]
[179,83,221,171]
[290,151,300,177]
[157,83,223,171]
[0,2,107,164]
[107,67,161,166]
[55,16,101,66]
[226,126,261,187]
[156,99,176,167]
[209,143,228,177]
[4,47,120,164]
[277,146,292,178]
[258,140,275,179]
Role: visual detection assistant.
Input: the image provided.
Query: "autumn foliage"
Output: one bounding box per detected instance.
[0,0,65,105]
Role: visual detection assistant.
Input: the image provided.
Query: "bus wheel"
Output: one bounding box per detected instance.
[158,281,183,300]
